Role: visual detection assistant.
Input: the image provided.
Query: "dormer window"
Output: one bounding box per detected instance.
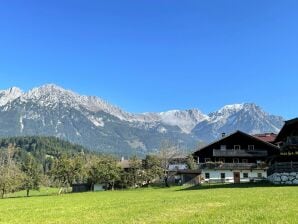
[234,145,241,150]
[248,145,255,150]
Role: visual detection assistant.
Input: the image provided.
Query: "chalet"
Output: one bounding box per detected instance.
[267,118,298,184]
[193,131,279,183]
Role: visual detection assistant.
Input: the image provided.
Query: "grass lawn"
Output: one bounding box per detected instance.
[0,183,297,224]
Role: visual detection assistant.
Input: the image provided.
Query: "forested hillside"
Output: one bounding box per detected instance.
[0,136,87,156]
[0,136,90,169]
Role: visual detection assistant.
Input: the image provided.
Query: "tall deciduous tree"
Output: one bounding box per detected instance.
[0,144,24,198]
[127,156,145,188]
[186,155,197,170]
[51,154,84,194]
[158,140,180,187]
[21,153,42,197]
[88,156,120,190]
[144,155,163,185]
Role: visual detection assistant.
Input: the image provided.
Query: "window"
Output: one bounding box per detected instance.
[205,173,210,179]
[234,145,241,150]
[205,158,211,163]
[233,158,239,163]
[242,159,248,163]
[220,145,226,150]
[221,173,225,179]
[243,173,249,178]
[257,173,262,178]
[248,145,255,150]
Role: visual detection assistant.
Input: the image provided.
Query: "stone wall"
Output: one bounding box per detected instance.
[267,172,298,185]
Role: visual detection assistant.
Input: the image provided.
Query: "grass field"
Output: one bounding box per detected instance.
[1,184,297,224]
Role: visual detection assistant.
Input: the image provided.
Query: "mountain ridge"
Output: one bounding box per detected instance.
[0,84,284,155]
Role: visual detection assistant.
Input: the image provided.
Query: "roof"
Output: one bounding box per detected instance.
[176,169,201,174]
[275,118,298,143]
[253,133,277,143]
[193,130,279,155]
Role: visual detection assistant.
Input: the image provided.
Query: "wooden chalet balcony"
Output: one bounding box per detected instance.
[199,162,267,170]
[213,149,268,157]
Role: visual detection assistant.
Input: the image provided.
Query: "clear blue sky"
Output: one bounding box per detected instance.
[0,1,297,118]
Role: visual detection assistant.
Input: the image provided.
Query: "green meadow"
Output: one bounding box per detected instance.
[1,184,297,224]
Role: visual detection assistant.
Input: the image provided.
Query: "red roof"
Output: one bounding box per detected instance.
[253,133,277,143]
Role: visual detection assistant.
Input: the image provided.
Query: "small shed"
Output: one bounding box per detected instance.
[176,169,201,185]
[72,183,91,193]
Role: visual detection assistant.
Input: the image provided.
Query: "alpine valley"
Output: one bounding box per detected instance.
[0,84,284,156]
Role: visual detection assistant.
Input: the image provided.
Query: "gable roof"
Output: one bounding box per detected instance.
[193,130,279,155]
[275,118,298,143]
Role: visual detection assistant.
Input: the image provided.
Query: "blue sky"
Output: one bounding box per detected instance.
[0,1,297,118]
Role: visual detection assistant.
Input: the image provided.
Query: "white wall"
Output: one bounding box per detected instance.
[201,169,267,183]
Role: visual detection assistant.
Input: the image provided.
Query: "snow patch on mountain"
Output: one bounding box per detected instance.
[88,115,104,127]
[19,116,24,132]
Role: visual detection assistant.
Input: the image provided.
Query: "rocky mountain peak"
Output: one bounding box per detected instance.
[158,109,209,133]
[0,87,23,106]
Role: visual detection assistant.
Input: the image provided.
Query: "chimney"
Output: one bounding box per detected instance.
[221,133,226,138]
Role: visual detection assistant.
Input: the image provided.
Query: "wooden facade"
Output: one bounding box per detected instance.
[268,118,298,176]
[193,131,279,164]
[274,118,298,162]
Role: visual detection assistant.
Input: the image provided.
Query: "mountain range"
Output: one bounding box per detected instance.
[0,84,284,156]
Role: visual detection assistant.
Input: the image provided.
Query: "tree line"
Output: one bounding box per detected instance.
[0,137,196,198]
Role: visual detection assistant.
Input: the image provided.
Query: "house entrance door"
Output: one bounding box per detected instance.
[233,172,240,183]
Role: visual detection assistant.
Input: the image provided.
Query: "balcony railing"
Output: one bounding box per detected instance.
[213,149,268,157]
[199,162,267,170]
